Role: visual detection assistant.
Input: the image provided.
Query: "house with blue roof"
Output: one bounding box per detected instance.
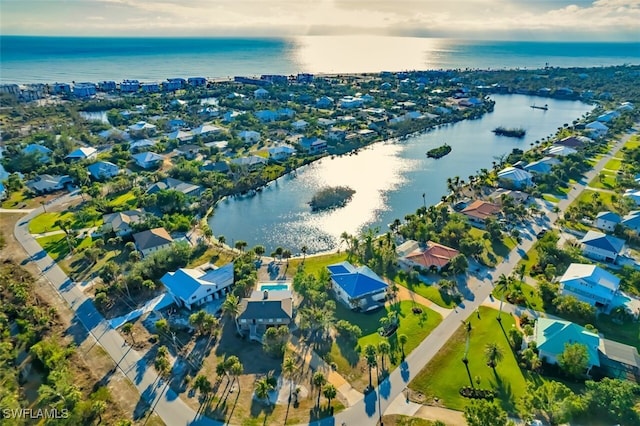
[595,211,621,232]
[622,211,640,234]
[559,263,620,308]
[23,143,53,163]
[327,261,388,311]
[580,230,625,263]
[88,161,120,180]
[534,318,600,372]
[160,263,234,310]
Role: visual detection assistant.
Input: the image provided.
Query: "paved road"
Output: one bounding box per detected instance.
[13,191,223,426]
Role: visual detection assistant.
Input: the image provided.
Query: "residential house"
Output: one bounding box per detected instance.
[291,120,308,130]
[326,128,347,142]
[73,82,97,98]
[317,118,337,127]
[339,96,364,109]
[580,230,625,263]
[277,108,295,119]
[595,211,622,232]
[187,77,207,87]
[26,175,73,194]
[624,189,640,206]
[222,111,244,122]
[201,161,230,174]
[161,263,234,310]
[128,121,157,135]
[598,338,640,382]
[546,145,578,157]
[555,135,592,149]
[497,167,533,189]
[98,128,130,141]
[618,102,634,112]
[255,110,278,122]
[22,143,53,163]
[523,157,560,175]
[461,200,501,226]
[167,118,187,130]
[267,145,296,161]
[129,139,157,153]
[163,78,185,91]
[65,147,97,162]
[132,151,164,169]
[534,318,600,372]
[237,290,294,341]
[488,188,531,205]
[231,155,267,170]
[585,121,609,138]
[167,129,193,143]
[146,177,203,197]
[174,144,202,160]
[299,137,327,154]
[238,130,261,144]
[132,227,174,257]
[316,96,334,108]
[87,161,120,180]
[97,81,117,92]
[102,209,145,237]
[0,183,6,201]
[51,82,71,94]
[622,211,640,234]
[120,80,140,93]
[254,88,269,99]
[559,263,621,308]
[399,240,460,272]
[192,124,222,137]
[327,262,388,311]
[169,100,187,109]
[597,111,621,123]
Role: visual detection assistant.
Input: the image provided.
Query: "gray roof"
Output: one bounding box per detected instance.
[601,338,640,368]
[103,209,145,231]
[238,290,293,321]
[133,227,173,251]
[146,177,202,196]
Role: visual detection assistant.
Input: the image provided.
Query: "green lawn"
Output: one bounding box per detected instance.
[409,306,526,413]
[517,244,540,277]
[542,194,559,203]
[468,228,514,267]
[329,300,442,389]
[107,191,138,209]
[392,274,457,308]
[588,171,618,190]
[575,190,616,211]
[29,211,75,234]
[1,190,28,208]
[36,234,93,261]
[288,251,348,277]
[492,281,545,312]
[622,135,639,150]
[604,158,622,171]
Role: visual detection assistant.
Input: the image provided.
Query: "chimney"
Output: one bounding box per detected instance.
[263,290,269,300]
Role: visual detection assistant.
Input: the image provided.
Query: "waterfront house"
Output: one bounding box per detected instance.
[497,167,533,189]
[188,77,207,87]
[22,143,52,163]
[559,263,621,308]
[399,240,460,272]
[164,78,185,91]
[299,137,327,154]
[328,262,388,311]
[146,177,203,197]
[316,96,334,109]
[102,209,145,237]
[580,231,625,263]
[254,88,269,99]
[622,211,640,234]
[129,139,157,153]
[231,155,267,170]
[534,318,600,373]
[267,145,296,161]
[238,130,261,144]
[326,128,347,142]
[585,121,609,138]
[73,82,97,98]
[523,157,560,175]
[238,290,293,341]
[132,151,164,169]
[97,81,117,92]
[167,129,193,143]
[595,211,622,232]
[597,111,621,123]
[133,227,173,257]
[624,189,640,206]
[546,145,578,157]
[461,200,501,226]
[51,83,71,94]
[120,80,140,93]
[161,263,234,311]
[488,188,531,205]
[87,161,120,180]
[555,135,592,149]
[26,175,73,195]
[65,147,97,162]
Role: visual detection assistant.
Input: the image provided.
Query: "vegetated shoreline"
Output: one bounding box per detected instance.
[309,185,356,211]
[426,143,452,159]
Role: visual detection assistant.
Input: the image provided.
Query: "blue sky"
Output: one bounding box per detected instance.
[1,0,639,40]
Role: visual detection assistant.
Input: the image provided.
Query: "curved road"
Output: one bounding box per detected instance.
[12,126,636,426]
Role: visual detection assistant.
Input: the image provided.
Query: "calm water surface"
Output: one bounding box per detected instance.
[209,94,593,253]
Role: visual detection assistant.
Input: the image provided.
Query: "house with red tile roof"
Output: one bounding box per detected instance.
[461,200,501,226]
[400,240,460,272]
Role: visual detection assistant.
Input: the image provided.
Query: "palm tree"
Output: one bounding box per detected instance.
[484,342,504,372]
[255,376,275,406]
[229,360,243,390]
[312,371,327,408]
[222,294,241,335]
[235,240,247,252]
[398,334,408,357]
[122,322,135,346]
[301,245,308,263]
[282,356,297,402]
[193,375,212,401]
[378,340,391,373]
[323,383,337,410]
[364,344,378,390]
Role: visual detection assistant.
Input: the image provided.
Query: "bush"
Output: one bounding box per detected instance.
[459,386,496,400]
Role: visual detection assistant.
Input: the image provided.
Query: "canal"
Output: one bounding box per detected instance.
[209,94,593,253]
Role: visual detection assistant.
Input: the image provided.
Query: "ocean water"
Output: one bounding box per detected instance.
[1,35,639,84]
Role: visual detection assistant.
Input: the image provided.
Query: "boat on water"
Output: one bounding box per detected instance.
[531,104,549,110]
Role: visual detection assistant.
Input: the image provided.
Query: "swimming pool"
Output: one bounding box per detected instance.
[260,283,290,292]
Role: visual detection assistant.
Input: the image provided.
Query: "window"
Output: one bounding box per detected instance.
[268,319,274,323]
[276,318,282,323]
[191,295,196,299]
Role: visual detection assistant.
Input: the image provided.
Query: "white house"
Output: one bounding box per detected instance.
[339,96,364,109]
[132,227,173,257]
[132,151,164,169]
[128,121,157,134]
[102,209,145,237]
[559,263,621,308]
[497,167,533,189]
[161,263,234,310]
[624,189,640,206]
[231,155,267,169]
[87,161,120,180]
[267,145,296,161]
[222,110,244,122]
[64,147,97,162]
[523,157,560,175]
[167,129,193,143]
[238,130,261,144]
[585,121,609,138]
[580,230,625,263]
[622,211,640,234]
[327,262,388,311]
[192,123,222,137]
[291,119,308,130]
[26,175,73,194]
[595,211,622,232]
[546,145,578,157]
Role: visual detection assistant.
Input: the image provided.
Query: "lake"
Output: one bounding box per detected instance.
[208,94,593,253]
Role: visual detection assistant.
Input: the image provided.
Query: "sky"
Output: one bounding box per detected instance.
[1,0,639,41]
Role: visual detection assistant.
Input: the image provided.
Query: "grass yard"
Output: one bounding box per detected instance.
[288,251,348,278]
[542,194,559,203]
[1,190,28,208]
[36,234,93,261]
[622,135,639,150]
[575,190,616,211]
[468,228,514,267]
[588,171,618,190]
[409,306,526,413]
[29,211,75,234]
[516,245,539,277]
[595,314,640,351]
[328,300,442,391]
[492,281,544,312]
[107,191,138,209]
[381,415,440,426]
[604,158,622,172]
[187,245,237,268]
[392,274,457,308]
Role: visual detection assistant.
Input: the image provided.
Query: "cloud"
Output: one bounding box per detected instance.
[1,0,639,39]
